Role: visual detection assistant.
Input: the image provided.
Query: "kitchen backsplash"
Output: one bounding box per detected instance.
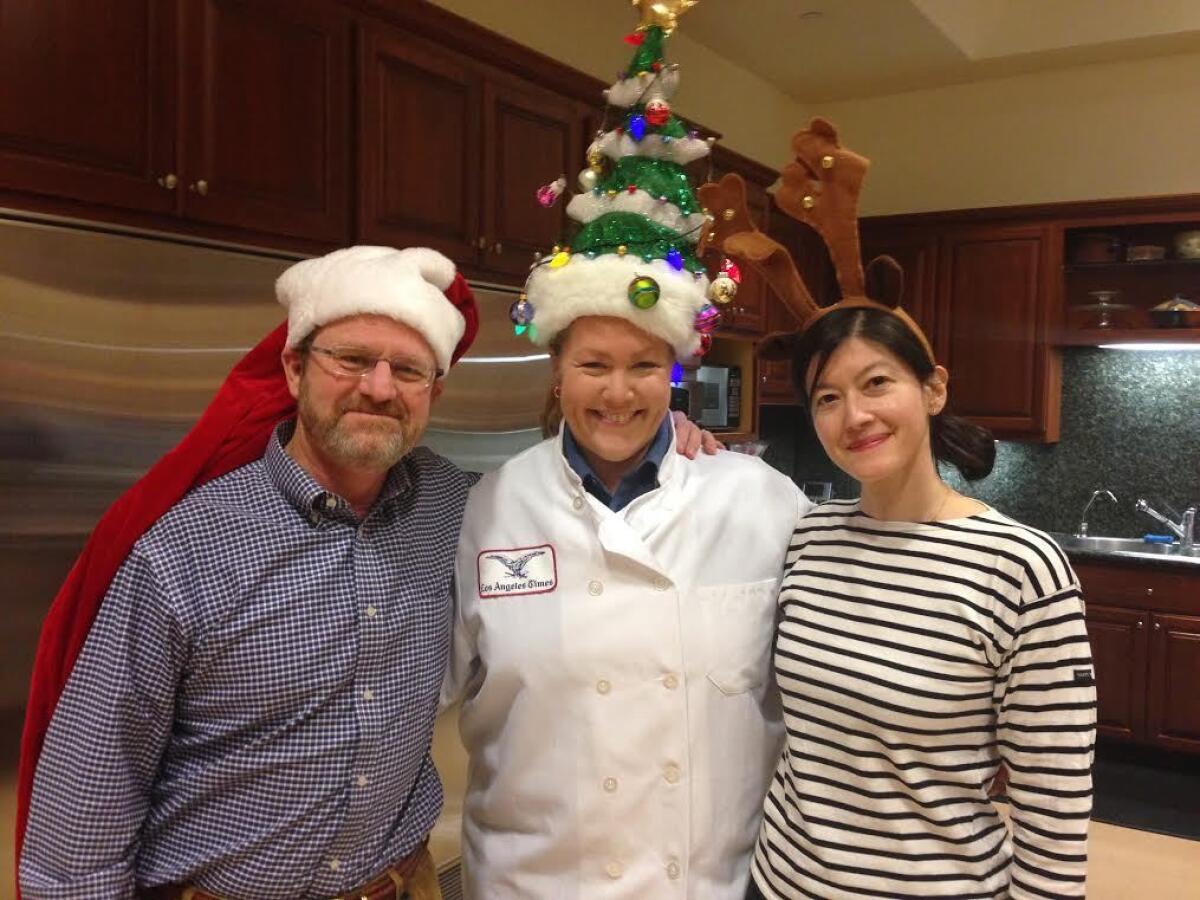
[761,347,1199,538]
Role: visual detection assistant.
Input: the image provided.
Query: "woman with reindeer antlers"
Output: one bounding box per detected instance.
[700,120,1095,900]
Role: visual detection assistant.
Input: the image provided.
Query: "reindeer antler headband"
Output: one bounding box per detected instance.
[697,117,935,364]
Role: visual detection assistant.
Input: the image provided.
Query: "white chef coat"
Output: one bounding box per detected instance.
[445,426,811,899]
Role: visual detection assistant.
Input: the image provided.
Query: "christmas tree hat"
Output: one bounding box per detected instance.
[516,0,731,360]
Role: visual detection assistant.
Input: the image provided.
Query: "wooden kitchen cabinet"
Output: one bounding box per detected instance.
[182,0,352,243]
[0,0,352,245]
[936,223,1061,441]
[359,24,584,282]
[1075,560,1200,753]
[859,227,939,341]
[1084,603,1149,741]
[1147,612,1200,753]
[0,0,177,214]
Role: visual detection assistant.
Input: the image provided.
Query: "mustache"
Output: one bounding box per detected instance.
[338,400,408,421]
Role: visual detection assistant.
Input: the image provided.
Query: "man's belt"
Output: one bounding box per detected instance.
[141,842,431,900]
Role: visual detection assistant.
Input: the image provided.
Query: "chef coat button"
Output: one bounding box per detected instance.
[606,861,623,879]
[653,576,669,591]
[667,860,681,880]
[324,494,337,510]
[596,679,611,695]
[572,495,584,510]
[603,776,618,793]
[588,579,604,596]
[664,763,681,784]
[663,674,679,690]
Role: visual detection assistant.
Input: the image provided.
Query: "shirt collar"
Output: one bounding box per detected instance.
[265,419,412,523]
[562,415,672,510]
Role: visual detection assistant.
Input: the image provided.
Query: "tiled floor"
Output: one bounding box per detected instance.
[4,725,1196,899]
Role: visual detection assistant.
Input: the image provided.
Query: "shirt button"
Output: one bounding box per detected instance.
[365,605,378,618]
[667,860,681,880]
[362,688,375,701]
[606,861,623,879]
[328,859,342,872]
[603,776,618,793]
[356,775,369,787]
[653,576,670,591]
[573,496,585,510]
[664,763,681,784]
[588,580,604,596]
[663,674,679,690]
[596,679,611,695]
[324,494,337,510]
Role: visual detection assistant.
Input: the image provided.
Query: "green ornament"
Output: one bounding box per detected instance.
[628,275,660,310]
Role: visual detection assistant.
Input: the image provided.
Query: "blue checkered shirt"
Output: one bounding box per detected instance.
[20,421,473,900]
[562,416,671,511]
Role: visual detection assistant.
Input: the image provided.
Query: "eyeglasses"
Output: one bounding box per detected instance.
[308,345,441,389]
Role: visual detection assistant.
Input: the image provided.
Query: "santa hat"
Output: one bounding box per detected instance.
[16,251,478,891]
[277,245,478,373]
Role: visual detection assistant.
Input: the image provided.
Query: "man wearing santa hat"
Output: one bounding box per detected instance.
[18,246,479,900]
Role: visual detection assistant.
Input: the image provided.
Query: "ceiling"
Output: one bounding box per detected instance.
[681,0,1200,102]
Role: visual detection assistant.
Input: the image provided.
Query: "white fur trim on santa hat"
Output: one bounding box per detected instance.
[604,66,680,108]
[275,246,464,372]
[524,253,709,359]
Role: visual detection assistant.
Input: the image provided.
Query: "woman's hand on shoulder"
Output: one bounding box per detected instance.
[671,410,724,458]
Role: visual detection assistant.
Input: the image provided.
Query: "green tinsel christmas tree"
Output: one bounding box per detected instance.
[519,8,729,361]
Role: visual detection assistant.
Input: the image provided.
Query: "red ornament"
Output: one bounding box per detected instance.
[624,31,646,46]
[627,184,638,194]
[697,333,713,355]
[721,258,742,283]
[652,62,663,72]
[645,98,671,127]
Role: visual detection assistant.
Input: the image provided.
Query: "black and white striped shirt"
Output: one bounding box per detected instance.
[753,500,1096,900]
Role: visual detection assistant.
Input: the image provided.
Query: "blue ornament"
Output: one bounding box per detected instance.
[509,297,535,336]
[671,362,684,384]
[628,114,648,142]
[666,247,684,271]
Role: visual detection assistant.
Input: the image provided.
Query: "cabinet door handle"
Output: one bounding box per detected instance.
[493,241,503,254]
[188,179,209,196]
[1136,620,1144,630]
[1146,587,1154,597]
[156,173,178,190]
[1153,621,1161,631]
[476,236,488,250]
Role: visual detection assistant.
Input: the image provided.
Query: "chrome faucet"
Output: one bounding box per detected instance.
[1077,489,1117,538]
[1135,499,1196,552]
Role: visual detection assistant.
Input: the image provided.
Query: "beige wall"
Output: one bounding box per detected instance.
[427,0,806,170]
[815,50,1200,216]
[433,3,1200,216]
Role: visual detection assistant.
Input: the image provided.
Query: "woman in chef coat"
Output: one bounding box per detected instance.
[444,247,810,898]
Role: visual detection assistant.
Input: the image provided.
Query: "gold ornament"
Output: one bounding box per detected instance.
[550,250,571,268]
[708,274,738,305]
[587,149,605,171]
[632,0,700,35]
[617,245,628,256]
[802,195,816,209]
[821,154,835,169]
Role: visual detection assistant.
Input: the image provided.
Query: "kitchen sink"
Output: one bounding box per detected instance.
[1048,532,1197,561]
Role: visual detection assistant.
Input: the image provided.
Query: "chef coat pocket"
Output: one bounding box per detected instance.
[699,577,778,695]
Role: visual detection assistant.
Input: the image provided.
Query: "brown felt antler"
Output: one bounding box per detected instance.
[696,173,819,326]
[774,117,868,300]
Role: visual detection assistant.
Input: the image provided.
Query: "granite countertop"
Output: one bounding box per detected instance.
[1047,532,1200,572]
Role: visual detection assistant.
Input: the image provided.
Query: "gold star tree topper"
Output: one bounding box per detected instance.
[632,0,701,34]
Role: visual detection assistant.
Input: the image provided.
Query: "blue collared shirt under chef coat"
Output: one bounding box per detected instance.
[20,421,473,900]
[562,416,671,511]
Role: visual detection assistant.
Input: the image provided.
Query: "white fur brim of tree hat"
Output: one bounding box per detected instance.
[276,245,465,373]
[525,254,710,359]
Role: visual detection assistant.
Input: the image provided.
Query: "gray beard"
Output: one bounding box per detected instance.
[298,385,418,471]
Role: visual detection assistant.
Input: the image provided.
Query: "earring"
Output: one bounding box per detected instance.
[553,384,561,399]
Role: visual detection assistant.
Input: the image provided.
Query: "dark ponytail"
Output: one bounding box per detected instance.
[791,306,996,481]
